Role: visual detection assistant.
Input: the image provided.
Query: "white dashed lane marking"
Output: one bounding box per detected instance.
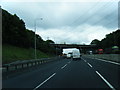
[87,63,92,68]
[61,64,67,69]
[68,61,71,64]
[82,58,116,90]
[33,73,56,90]
[96,71,115,90]
[82,58,87,62]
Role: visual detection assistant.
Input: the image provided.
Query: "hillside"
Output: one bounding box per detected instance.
[2,8,58,64]
[2,44,52,64]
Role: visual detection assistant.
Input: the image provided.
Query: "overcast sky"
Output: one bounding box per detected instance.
[0,0,119,45]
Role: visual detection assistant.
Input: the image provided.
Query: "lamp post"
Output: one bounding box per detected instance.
[34,18,43,60]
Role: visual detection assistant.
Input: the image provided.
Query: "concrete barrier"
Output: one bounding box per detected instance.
[83,54,120,63]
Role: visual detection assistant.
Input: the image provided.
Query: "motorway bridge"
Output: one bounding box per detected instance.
[50,43,96,54]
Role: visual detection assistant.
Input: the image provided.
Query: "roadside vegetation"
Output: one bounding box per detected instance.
[2,8,119,64]
[2,9,59,64]
[91,30,120,54]
[2,44,53,64]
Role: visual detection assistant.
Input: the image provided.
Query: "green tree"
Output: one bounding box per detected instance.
[2,8,56,55]
[2,9,30,48]
[90,39,101,48]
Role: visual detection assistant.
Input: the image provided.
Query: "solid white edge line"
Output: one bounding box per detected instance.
[91,57,120,66]
[33,73,56,90]
[96,58,120,66]
[95,71,115,90]
[61,64,67,69]
[87,63,92,68]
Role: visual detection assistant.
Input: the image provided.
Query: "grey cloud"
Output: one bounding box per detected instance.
[1,1,118,44]
[4,2,118,28]
[1,2,118,29]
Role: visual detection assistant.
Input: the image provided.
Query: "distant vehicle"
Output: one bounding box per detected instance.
[66,53,72,59]
[97,49,103,54]
[62,54,67,58]
[72,49,81,60]
[87,51,93,54]
[104,46,119,54]
[89,51,93,54]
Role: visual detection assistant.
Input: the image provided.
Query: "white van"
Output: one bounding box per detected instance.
[66,53,72,59]
[72,49,81,60]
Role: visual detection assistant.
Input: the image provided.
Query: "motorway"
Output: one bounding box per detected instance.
[2,56,120,89]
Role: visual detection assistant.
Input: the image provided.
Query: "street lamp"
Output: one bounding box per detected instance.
[34,18,43,60]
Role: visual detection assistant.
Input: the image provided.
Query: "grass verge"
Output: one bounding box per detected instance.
[2,44,51,64]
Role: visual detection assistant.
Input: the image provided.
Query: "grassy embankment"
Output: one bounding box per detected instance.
[2,44,52,64]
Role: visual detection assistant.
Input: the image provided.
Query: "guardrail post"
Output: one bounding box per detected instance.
[27,63,29,67]
[22,64,24,68]
[15,65,17,70]
[6,66,9,71]
[36,61,38,65]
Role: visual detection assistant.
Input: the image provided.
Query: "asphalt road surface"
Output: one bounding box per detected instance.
[2,56,120,89]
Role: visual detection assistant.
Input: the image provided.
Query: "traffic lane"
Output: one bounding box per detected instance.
[3,58,71,88]
[37,59,109,88]
[83,56,120,89]
[83,57,120,89]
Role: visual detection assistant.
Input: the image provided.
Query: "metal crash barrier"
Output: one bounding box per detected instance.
[2,57,61,73]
